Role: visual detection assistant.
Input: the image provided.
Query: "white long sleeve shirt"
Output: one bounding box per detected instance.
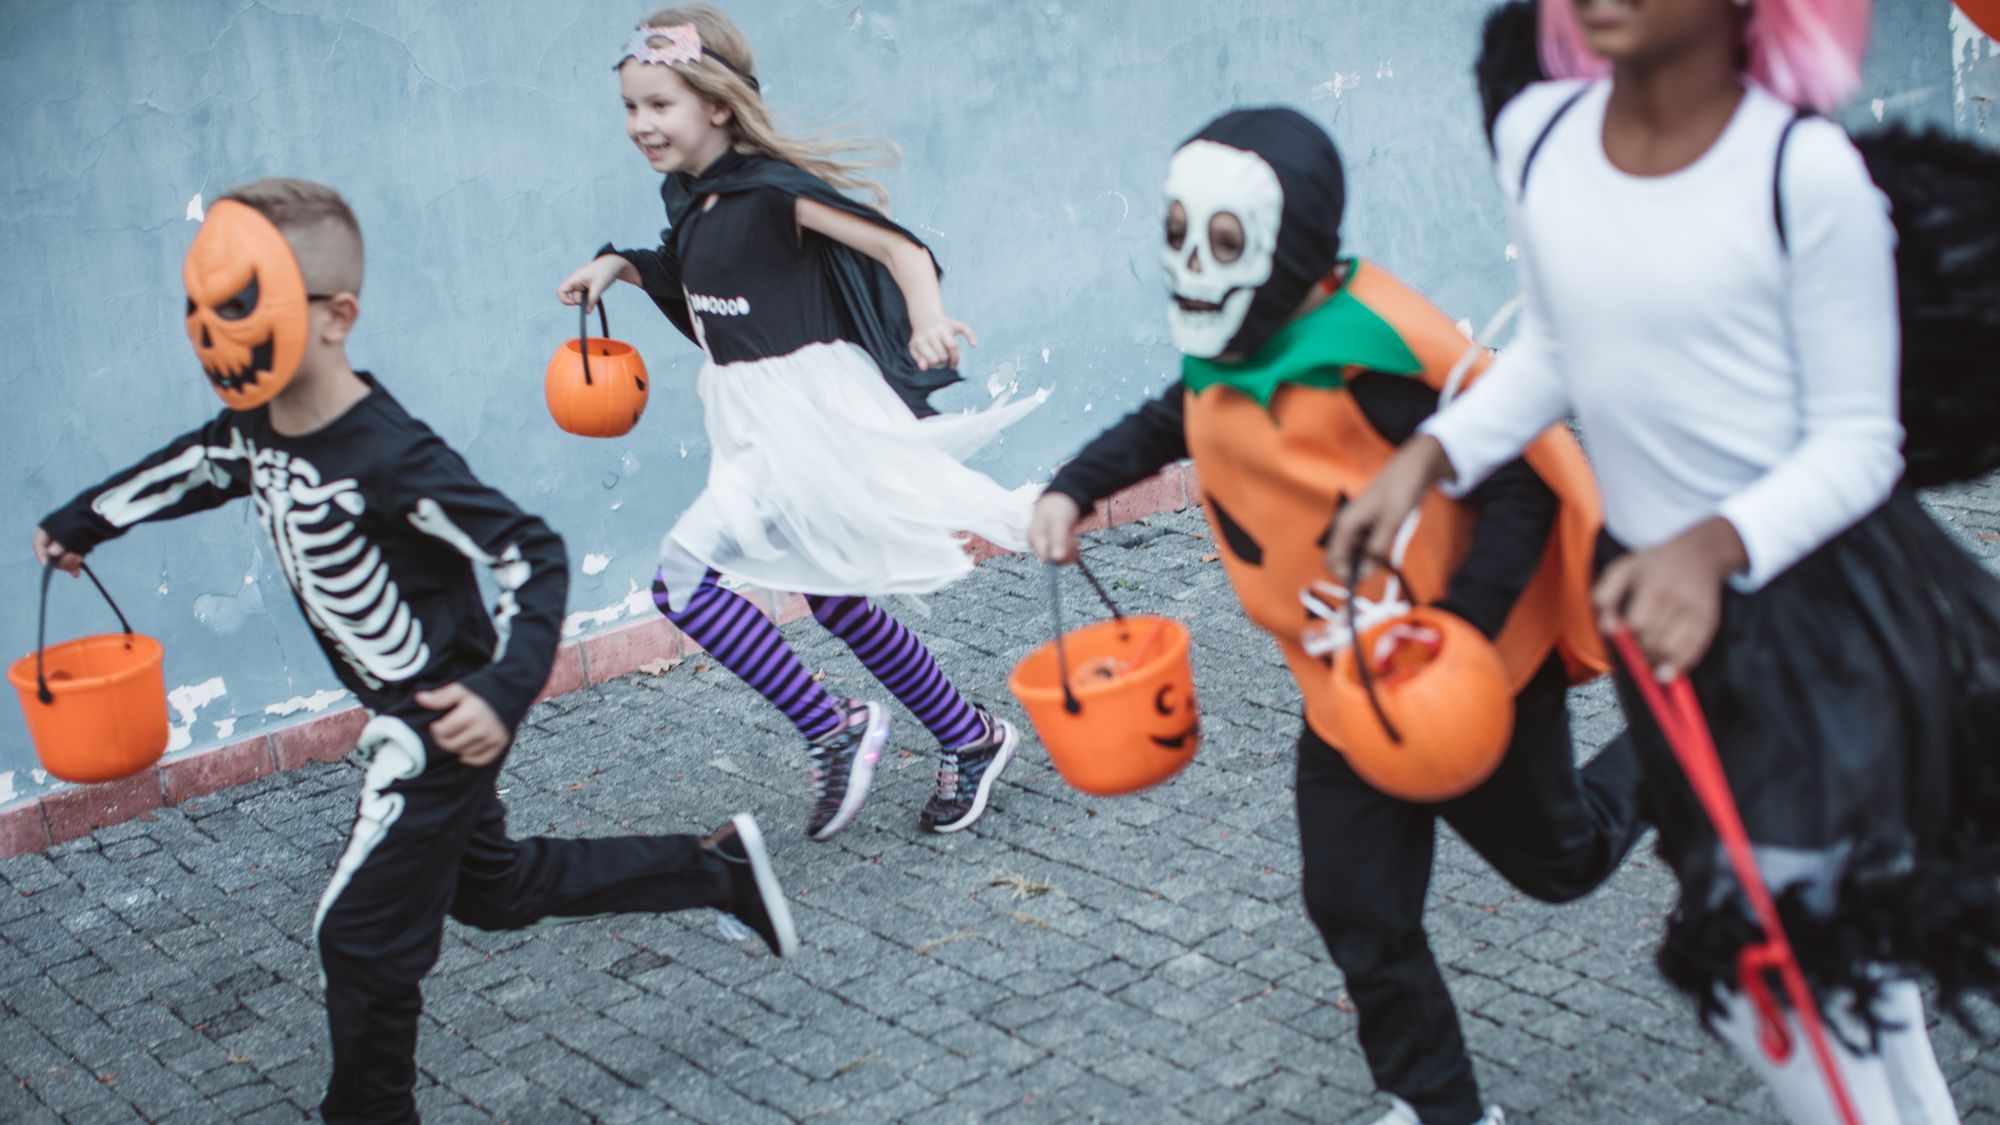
[1423,80,1901,590]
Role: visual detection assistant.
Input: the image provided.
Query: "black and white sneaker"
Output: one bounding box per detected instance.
[805,699,890,842]
[919,707,1017,834]
[1369,1096,1504,1125]
[705,814,798,957]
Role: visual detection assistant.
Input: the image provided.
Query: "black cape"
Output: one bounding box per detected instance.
[640,150,962,418]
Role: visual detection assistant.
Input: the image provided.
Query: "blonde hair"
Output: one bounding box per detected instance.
[633,5,897,211]
[218,177,365,294]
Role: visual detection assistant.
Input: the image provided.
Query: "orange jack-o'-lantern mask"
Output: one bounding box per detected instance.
[182,200,313,410]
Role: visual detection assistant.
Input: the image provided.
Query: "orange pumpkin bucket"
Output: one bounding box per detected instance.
[8,565,169,784]
[546,302,649,438]
[1009,559,1201,796]
[1323,594,1514,803]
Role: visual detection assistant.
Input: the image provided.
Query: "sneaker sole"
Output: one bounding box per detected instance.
[930,719,1017,834]
[730,813,799,957]
[810,702,889,843]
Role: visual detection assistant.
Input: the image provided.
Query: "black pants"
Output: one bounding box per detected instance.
[1295,656,1645,1124]
[314,710,731,1124]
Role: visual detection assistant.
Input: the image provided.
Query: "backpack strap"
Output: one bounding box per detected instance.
[1519,86,1590,198]
[1773,108,1813,255]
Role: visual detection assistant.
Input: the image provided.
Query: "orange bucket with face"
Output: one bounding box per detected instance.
[1326,606,1514,802]
[9,565,169,783]
[1009,560,1201,796]
[546,302,649,438]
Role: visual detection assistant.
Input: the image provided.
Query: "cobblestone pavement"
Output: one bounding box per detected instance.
[4,499,2000,1124]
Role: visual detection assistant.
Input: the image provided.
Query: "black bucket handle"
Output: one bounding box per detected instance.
[578,300,611,387]
[34,563,134,705]
[1045,554,1125,716]
[1344,552,1407,747]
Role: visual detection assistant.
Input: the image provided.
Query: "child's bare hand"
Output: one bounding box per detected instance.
[1325,436,1454,582]
[1030,493,1084,564]
[557,255,634,311]
[1593,517,1748,679]
[32,528,83,576]
[910,317,975,371]
[415,683,512,766]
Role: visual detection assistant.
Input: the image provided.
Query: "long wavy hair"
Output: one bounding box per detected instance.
[630,5,897,211]
[1538,0,1871,113]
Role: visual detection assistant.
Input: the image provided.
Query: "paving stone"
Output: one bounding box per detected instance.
[5,508,1998,1121]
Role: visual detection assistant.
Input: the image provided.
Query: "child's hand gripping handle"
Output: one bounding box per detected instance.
[1609,628,1862,1125]
[31,561,134,704]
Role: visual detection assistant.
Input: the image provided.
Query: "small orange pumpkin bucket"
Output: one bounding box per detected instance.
[1009,558,1201,796]
[8,565,169,783]
[1311,555,1513,802]
[546,301,649,438]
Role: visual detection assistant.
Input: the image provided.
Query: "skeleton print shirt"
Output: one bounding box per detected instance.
[40,375,568,731]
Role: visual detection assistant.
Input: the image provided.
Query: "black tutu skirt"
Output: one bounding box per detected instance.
[1608,488,2000,1033]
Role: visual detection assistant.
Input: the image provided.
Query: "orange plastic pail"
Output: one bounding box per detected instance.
[1009,561,1200,796]
[9,565,169,784]
[546,301,649,438]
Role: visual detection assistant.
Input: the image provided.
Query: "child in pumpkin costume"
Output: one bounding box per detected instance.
[1031,109,1644,1125]
[32,179,798,1124]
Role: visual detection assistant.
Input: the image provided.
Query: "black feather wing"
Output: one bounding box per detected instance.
[1855,126,2000,487]
[1475,1,1545,148]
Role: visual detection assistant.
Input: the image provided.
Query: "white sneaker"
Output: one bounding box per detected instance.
[1371,1097,1504,1125]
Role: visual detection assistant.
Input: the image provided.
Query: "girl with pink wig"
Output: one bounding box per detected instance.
[1333,1,2000,1121]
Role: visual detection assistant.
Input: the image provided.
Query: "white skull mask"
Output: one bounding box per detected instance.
[1162,140,1284,358]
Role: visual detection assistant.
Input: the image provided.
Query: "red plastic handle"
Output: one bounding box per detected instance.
[1739,943,1794,1062]
[1610,629,1862,1125]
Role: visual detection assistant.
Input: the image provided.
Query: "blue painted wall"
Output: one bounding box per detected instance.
[0,0,1978,799]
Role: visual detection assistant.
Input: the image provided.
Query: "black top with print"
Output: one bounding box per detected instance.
[666,187,851,364]
[40,374,568,731]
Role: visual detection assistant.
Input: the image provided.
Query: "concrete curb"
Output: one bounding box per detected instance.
[0,463,1201,857]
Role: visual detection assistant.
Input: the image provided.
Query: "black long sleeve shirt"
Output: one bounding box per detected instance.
[1046,375,1557,639]
[41,374,568,732]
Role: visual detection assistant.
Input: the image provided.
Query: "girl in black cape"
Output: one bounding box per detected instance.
[559,7,1043,842]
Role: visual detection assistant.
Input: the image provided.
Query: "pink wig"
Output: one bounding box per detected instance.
[1538,0,1872,113]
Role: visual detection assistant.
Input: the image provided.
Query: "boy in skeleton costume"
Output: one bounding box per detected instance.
[1030,110,1645,1125]
[33,179,798,1124]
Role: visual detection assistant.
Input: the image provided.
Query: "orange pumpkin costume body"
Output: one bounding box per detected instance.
[1179,260,1606,753]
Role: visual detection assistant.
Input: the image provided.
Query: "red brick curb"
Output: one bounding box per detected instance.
[0,464,1200,857]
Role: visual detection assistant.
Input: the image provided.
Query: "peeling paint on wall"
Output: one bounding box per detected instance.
[581,553,613,576]
[562,583,654,639]
[1952,8,1999,136]
[264,689,350,718]
[192,575,267,636]
[166,677,228,753]
[1308,73,1363,101]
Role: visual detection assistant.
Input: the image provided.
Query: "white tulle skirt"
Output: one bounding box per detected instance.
[665,340,1044,597]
